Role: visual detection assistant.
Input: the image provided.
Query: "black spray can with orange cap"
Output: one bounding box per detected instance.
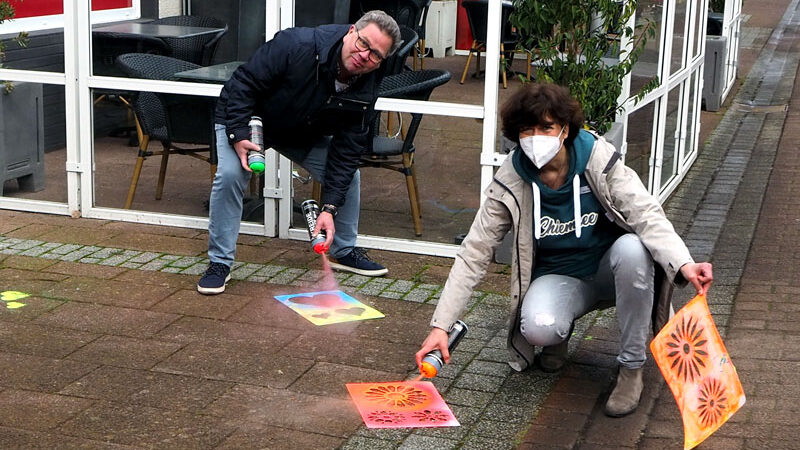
[420,320,468,378]
[301,199,328,254]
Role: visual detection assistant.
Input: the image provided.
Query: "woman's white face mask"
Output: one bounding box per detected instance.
[519,126,565,168]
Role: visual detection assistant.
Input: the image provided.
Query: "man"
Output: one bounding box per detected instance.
[198,11,400,294]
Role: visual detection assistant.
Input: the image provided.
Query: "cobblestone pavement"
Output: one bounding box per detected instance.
[2,1,800,449]
[519,0,800,448]
[0,216,604,449]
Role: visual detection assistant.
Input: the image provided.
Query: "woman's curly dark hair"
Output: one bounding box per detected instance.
[500,83,585,147]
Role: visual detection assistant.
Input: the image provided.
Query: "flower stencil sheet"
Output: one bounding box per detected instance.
[650,294,745,450]
[346,381,459,429]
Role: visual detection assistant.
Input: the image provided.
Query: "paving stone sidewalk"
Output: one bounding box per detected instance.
[2,3,799,450]
[519,0,800,448]
[0,219,610,449]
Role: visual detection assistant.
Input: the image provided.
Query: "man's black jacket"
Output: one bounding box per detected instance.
[215,24,382,207]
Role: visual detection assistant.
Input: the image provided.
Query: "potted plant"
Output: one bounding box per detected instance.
[494,1,657,264]
[509,0,657,134]
[1,0,29,93]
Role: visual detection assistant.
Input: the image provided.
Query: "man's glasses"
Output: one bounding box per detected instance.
[354,29,385,64]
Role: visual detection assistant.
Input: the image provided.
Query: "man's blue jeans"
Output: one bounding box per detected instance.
[208,124,360,266]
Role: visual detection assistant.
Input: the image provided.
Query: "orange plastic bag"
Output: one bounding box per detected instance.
[650,294,745,450]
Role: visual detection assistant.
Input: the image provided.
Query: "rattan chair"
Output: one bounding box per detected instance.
[92,33,169,141]
[383,25,419,76]
[150,15,228,66]
[115,53,217,209]
[362,69,451,236]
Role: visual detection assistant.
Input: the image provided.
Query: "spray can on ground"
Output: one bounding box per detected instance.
[301,199,328,254]
[420,320,468,378]
[247,116,266,174]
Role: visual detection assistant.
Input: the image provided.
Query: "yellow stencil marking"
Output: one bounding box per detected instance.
[1,291,30,301]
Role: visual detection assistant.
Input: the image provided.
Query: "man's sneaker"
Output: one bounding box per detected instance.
[197,262,231,295]
[329,248,388,277]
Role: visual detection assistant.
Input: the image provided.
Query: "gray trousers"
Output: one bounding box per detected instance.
[519,233,655,369]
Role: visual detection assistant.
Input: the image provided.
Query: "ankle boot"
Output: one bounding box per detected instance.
[604,366,644,417]
[538,337,570,373]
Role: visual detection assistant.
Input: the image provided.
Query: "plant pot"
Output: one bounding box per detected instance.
[0,82,45,196]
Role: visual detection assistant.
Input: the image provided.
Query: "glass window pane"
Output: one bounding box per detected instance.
[661,84,682,188]
[291,115,483,245]
[1,0,135,34]
[691,0,704,60]
[631,0,663,94]
[91,88,216,217]
[670,0,687,75]
[91,12,244,77]
[684,70,700,165]
[1,83,67,203]
[1,3,65,74]
[162,6,264,65]
[625,102,656,188]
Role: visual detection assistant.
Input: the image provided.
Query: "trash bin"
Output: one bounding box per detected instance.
[425,0,457,57]
[702,35,728,111]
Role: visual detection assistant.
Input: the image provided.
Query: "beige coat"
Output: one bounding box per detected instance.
[431,133,693,371]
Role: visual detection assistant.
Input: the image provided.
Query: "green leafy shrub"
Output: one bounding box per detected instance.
[510,0,657,133]
[1,0,30,93]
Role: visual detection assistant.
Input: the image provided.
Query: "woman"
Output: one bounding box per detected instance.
[415,83,712,417]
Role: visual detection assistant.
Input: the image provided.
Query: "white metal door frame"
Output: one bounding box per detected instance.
[721,0,742,100]
[619,0,708,202]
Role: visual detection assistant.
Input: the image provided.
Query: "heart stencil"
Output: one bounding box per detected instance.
[336,307,365,316]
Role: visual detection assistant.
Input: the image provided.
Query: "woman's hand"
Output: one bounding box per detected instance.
[415,327,450,369]
[680,262,714,296]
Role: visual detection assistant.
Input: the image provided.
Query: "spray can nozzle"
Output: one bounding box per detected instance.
[247,116,266,174]
[420,320,468,378]
[301,199,328,254]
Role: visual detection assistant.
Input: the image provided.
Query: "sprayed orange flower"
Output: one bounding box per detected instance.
[364,384,428,408]
[666,315,708,382]
[411,409,450,423]
[697,378,728,428]
[367,410,405,424]
[651,295,746,449]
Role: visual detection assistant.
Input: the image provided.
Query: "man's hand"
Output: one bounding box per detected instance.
[233,139,261,172]
[680,262,714,296]
[314,211,336,251]
[415,327,449,370]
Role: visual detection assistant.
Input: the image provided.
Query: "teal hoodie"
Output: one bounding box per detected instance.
[512,129,623,278]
